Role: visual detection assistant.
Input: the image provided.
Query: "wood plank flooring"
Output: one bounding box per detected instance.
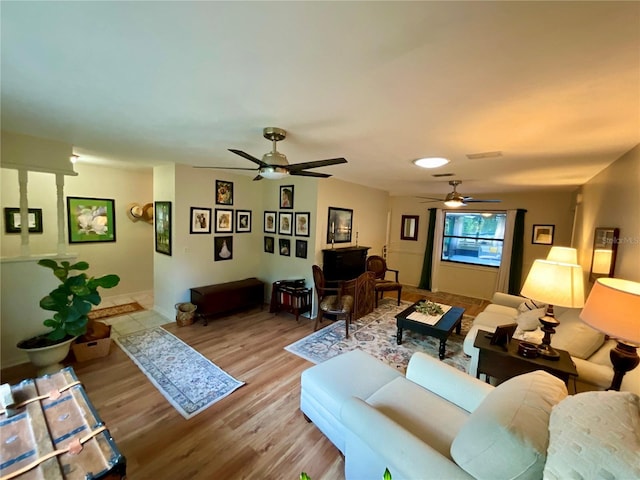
[1,289,488,480]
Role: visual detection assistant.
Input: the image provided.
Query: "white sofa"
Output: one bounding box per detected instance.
[300,349,640,480]
[463,292,640,395]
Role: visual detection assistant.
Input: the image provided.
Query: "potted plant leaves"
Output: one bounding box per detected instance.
[17,259,120,374]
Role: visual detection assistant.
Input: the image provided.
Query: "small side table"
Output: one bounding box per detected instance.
[269,281,312,322]
[474,330,578,387]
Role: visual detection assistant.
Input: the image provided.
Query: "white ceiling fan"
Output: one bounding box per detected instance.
[195,127,347,180]
[418,180,502,207]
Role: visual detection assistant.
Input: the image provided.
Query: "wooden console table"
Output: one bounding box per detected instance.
[190,277,264,325]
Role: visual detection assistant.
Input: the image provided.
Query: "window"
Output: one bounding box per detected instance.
[441,212,507,267]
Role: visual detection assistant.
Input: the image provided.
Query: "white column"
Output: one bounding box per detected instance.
[56,173,67,255]
[18,169,30,256]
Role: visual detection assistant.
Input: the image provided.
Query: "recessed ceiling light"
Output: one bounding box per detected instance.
[413,157,450,169]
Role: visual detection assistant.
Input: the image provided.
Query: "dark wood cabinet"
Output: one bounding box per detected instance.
[190,277,264,325]
[322,246,371,283]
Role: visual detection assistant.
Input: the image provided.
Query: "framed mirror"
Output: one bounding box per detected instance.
[401,215,419,241]
[589,227,619,282]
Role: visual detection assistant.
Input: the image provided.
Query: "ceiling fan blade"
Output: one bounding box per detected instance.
[193,166,258,171]
[290,170,332,178]
[464,198,502,203]
[287,158,347,172]
[228,149,269,167]
[253,174,263,181]
[417,196,445,201]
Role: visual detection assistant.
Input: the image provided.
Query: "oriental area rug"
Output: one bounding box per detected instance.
[88,301,145,320]
[115,327,244,419]
[285,299,473,374]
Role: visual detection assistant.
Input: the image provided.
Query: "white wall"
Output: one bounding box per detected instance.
[574,144,640,284]
[388,189,577,299]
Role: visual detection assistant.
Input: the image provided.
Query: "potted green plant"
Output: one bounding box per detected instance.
[17,259,120,374]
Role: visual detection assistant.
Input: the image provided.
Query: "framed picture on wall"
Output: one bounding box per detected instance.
[190,207,211,234]
[155,201,172,255]
[296,239,308,259]
[67,197,116,243]
[279,212,293,235]
[327,206,353,243]
[279,238,291,256]
[236,210,251,233]
[214,236,233,261]
[280,185,294,209]
[264,211,277,233]
[216,180,233,205]
[294,212,310,237]
[215,208,233,233]
[4,208,43,234]
[264,236,274,254]
[532,224,555,245]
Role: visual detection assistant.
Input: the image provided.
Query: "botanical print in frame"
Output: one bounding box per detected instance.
[264,211,277,233]
[279,238,291,256]
[235,210,252,233]
[327,206,353,244]
[294,212,310,237]
[155,201,172,255]
[280,185,294,209]
[216,180,234,205]
[190,207,211,234]
[264,236,274,254]
[67,197,116,243]
[532,224,555,245]
[214,236,233,261]
[215,208,233,233]
[295,239,308,259]
[4,208,43,234]
[279,212,293,235]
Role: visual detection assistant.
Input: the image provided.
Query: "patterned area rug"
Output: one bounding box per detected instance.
[88,302,145,320]
[115,327,244,419]
[285,299,473,373]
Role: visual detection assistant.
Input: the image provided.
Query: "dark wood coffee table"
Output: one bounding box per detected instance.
[395,302,465,360]
[473,330,578,386]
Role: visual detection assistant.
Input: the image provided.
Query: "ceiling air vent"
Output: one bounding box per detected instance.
[432,173,455,177]
[466,151,502,160]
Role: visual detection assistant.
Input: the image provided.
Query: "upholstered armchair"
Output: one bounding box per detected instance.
[366,255,402,307]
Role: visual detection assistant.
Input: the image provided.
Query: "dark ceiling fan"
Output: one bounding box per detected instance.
[195,127,347,181]
[418,180,502,207]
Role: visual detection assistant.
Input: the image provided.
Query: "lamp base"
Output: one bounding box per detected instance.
[537,315,560,361]
[608,342,640,391]
[538,343,561,360]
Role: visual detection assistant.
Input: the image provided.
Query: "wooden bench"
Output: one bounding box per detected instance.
[190,277,265,325]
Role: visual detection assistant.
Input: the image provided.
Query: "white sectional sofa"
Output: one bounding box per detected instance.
[463,292,640,395]
[300,349,640,480]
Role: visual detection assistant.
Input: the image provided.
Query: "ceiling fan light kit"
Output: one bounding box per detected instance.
[419,180,502,208]
[195,127,347,181]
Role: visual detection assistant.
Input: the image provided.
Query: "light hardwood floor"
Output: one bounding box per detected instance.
[1,290,488,480]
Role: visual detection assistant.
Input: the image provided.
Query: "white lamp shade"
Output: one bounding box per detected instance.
[579,278,640,344]
[520,259,585,308]
[592,249,613,274]
[546,246,578,265]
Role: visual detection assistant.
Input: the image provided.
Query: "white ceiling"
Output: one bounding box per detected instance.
[2,1,639,196]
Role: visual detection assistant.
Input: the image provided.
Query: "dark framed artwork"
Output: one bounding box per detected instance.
[295,212,310,237]
[215,180,234,205]
[215,208,233,233]
[279,238,291,256]
[327,206,353,244]
[532,224,554,245]
[155,201,172,255]
[236,210,252,233]
[264,236,274,254]
[190,207,211,234]
[4,208,43,234]
[296,239,308,259]
[280,185,294,209]
[279,212,293,235]
[264,211,277,233]
[401,215,419,241]
[214,236,233,261]
[67,197,116,243]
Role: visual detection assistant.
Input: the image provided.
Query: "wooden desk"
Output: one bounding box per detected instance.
[474,330,578,385]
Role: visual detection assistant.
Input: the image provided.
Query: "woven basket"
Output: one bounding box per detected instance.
[175,302,197,327]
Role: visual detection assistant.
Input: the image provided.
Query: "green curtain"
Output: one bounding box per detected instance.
[508,209,527,295]
[418,208,437,290]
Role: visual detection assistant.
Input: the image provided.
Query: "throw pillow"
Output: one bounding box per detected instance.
[517,298,547,314]
[544,391,640,480]
[450,371,567,480]
[515,307,546,331]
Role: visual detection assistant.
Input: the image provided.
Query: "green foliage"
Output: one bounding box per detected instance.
[299,469,392,479]
[37,259,120,341]
[299,474,311,480]
[415,300,444,316]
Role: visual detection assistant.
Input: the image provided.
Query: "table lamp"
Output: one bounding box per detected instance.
[520,259,585,359]
[579,278,640,391]
[546,246,578,264]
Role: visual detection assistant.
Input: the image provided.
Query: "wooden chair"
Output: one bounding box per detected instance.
[343,271,376,321]
[312,265,354,338]
[366,255,403,307]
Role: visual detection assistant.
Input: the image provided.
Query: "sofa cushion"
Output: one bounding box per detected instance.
[450,371,567,480]
[483,303,518,319]
[544,391,640,480]
[517,298,547,314]
[515,307,545,331]
[553,308,605,359]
